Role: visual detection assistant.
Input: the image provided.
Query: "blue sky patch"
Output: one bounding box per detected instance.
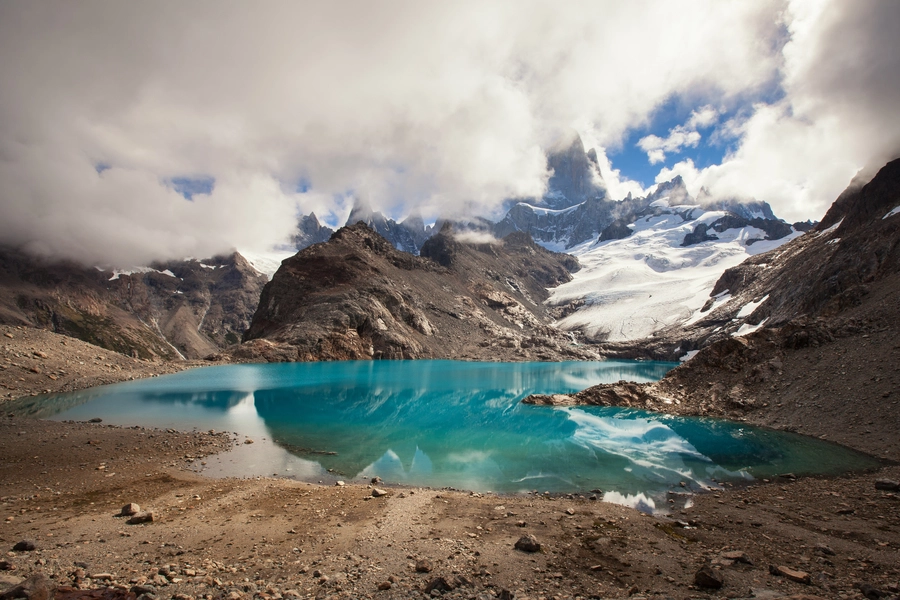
[607,85,784,189]
[169,176,215,200]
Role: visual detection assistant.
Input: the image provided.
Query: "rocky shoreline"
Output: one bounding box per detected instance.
[1,323,899,599]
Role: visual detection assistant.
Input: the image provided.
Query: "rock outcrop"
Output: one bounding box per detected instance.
[543,132,605,209]
[291,213,334,251]
[240,223,599,362]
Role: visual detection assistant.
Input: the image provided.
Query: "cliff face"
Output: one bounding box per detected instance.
[0,249,267,360]
[240,223,599,362]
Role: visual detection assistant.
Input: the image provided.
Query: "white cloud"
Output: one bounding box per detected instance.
[0,0,896,264]
[453,231,501,245]
[638,127,703,164]
[687,106,719,129]
[637,106,719,165]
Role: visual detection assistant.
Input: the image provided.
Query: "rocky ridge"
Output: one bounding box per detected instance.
[496,174,796,252]
[0,249,268,360]
[239,223,597,362]
[290,213,334,251]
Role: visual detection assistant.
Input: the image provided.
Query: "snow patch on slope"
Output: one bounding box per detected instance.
[733,318,768,338]
[736,294,769,318]
[239,249,297,279]
[107,266,178,281]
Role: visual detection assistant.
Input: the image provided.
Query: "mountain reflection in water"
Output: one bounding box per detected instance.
[8,360,880,509]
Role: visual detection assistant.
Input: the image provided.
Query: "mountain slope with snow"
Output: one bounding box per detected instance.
[547,200,802,343]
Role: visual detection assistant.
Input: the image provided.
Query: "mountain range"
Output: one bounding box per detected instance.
[1,137,896,373]
[292,135,803,255]
[282,135,809,352]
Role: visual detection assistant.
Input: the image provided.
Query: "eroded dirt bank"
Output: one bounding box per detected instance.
[0,325,219,401]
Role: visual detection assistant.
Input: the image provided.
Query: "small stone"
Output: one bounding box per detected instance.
[244,438,254,444]
[565,508,575,515]
[498,590,514,600]
[694,565,724,589]
[515,520,526,527]
[423,577,454,594]
[120,503,141,516]
[371,476,382,484]
[372,488,388,498]
[377,582,391,591]
[814,543,835,556]
[0,561,14,572]
[130,585,157,596]
[874,479,900,492]
[859,583,889,599]
[514,534,541,553]
[88,418,102,423]
[415,559,433,573]
[127,511,155,525]
[12,541,35,552]
[721,550,753,565]
[335,481,345,487]
[769,564,811,584]
[4,333,13,339]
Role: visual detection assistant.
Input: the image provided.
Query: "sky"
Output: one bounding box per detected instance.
[1,1,899,267]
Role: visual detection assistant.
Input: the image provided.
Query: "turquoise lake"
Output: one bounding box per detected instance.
[9,360,879,511]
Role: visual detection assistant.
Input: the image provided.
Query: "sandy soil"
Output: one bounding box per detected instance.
[1,324,899,600]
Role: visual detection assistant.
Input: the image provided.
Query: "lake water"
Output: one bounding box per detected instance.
[9,360,879,511]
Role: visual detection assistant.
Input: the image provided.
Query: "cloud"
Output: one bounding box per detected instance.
[453,231,501,245]
[0,0,896,264]
[665,0,900,223]
[638,127,703,165]
[637,106,719,165]
[687,106,719,129]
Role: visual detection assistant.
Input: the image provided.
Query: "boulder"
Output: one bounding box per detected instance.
[874,479,900,491]
[514,534,541,553]
[414,559,433,573]
[120,503,141,516]
[769,565,811,584]
[694,565,724,589]
[127,511,156,525]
